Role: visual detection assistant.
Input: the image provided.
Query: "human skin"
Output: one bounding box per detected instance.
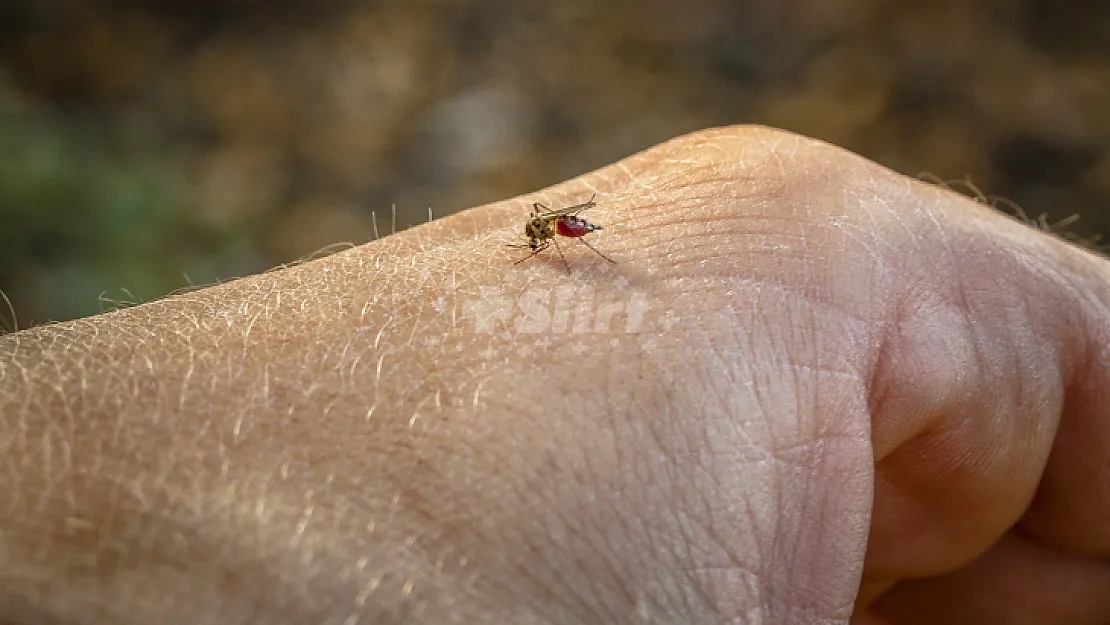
[1,125,1108,624]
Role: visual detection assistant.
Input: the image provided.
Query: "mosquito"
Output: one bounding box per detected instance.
[507,194,616,272]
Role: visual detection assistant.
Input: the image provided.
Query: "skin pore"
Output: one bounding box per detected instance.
[1,126,1108,624]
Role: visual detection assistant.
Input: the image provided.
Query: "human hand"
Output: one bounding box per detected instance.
[1,126,1107,624]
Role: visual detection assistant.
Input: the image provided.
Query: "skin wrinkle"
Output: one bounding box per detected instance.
[667,369,726,616]
[581,299,772,617]
[725,308,788,619]
[564,398,637,620]
[637,419,685,617]
[464,438,596,622]
[688,288,852,621]
[701,473,769,617]
[673,501,719,618]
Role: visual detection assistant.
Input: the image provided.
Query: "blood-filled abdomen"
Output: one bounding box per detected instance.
[556,216,600,238]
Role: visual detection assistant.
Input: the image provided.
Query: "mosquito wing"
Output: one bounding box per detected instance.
[533,194,598,218]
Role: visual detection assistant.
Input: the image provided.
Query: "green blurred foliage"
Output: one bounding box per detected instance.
[0,83,186,324]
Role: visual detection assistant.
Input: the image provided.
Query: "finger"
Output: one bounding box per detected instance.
[870,531,1110,624]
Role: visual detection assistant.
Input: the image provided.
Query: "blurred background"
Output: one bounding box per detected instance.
[1,0,1108,327]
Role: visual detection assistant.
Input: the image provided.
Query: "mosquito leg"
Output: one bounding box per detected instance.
[513,249,541,265]
[577,237,616,264]
[508,235,540,250]
[550,237,571,273]
[513,241,549,265]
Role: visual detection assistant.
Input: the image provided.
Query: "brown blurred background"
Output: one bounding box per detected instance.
[1,0,1108,327]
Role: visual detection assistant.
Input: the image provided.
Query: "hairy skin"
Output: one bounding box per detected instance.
[1,126,1109,624]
